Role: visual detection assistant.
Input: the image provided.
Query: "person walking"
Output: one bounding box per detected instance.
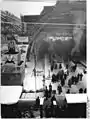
[49,83,52,97]
[51,94,57,117]
[36,96,40,109]
[57,83,62,94]
[59,63,62,69]
[80,73,83,81]
[40,97,44,118]
[44,86,49,98]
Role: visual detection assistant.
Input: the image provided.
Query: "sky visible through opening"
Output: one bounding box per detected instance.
[0,1,56,18]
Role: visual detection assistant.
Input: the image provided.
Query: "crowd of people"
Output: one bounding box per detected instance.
[51,63,68,82]
[51,62,87,94]
[34,61,87,118]
[1,62,86,118]
[35,83,68,118]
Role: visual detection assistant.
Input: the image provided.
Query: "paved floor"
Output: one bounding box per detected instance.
[23,56,86,99]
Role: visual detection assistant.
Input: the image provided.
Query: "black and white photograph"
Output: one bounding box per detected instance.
[0,0,87,118]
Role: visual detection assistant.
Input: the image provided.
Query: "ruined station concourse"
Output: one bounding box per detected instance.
[1,0,87,118]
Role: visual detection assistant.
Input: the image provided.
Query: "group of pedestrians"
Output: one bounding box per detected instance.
[35,83,61,118]
[44,84,52,98]
[51,61,63,72]
[68,73,83,88]
[52,69,68,83]
[35,62,86,117]
[51,62,87,94]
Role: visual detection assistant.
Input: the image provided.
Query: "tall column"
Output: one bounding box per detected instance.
[34,41,37,96]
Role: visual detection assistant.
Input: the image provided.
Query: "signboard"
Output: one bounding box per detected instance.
[48,36,72,41]
[17,37,28,43]
[47,32,72,42]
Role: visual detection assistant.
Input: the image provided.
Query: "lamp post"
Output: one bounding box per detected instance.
[34,41,37,97]
[43,75,45,90]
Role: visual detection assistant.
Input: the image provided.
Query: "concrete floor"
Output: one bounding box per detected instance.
[23,56,86,99]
